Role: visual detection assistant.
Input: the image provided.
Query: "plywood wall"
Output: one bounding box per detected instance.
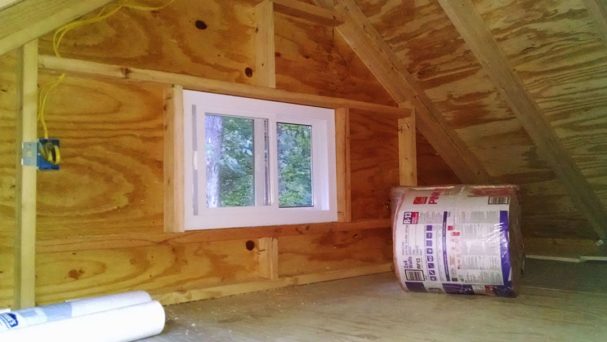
[0,0,448,307]
[354,0,599,240]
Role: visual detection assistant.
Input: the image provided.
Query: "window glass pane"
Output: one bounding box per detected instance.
[205,114,255,208]
[277,123,313,208]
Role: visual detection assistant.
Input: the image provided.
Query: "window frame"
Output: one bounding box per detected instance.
[182,90,337,230]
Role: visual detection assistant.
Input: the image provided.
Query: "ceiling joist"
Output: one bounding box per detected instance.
[0,0,113,56]
[317,0,491,184]
[437,0,607,240]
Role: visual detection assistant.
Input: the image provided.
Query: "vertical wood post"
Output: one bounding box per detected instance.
[335,107,351,221]
[398,111,417,186]
[255,0,276,88]
[15,39,38,309]
[163,84,185,233]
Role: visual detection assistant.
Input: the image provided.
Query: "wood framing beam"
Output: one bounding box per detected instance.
[38,55,410,117]
[398,112,417,186]
[321,0,490,184]
[583,0,607,44]
[257,237,279,280]
[438,0,607,240]
[14,39,38,309]
[0,0,113,56]
[163,85,185,233]
[335,107,351,222]
[273,0,342,26]
[254,0,276,87]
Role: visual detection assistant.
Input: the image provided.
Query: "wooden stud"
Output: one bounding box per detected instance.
[583,0,607,44]
[273,0,342,26]
[437,0,607,240]
[398,111,417,186]
[14,39,38,309]
[163,85,184,233]
[257,237,279,280]
[323,0,491,184]
[254,0,276,88]
[38,55,410,117]
[0,0,113,56]
[335,107,351,222]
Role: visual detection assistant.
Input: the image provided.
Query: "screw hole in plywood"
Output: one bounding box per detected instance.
[195,20,207,30]
[245,240,256,251]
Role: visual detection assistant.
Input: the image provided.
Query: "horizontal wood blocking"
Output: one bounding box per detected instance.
[38,55,410,117]
[37,219,391,253]
[156,262,392,305]
[274,0,342,26]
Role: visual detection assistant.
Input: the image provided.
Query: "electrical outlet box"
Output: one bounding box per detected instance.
[37,138,60,170]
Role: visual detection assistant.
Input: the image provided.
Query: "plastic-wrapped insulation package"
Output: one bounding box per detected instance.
[391,185,524,297]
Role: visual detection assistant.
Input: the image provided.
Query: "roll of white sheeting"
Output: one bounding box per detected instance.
[0,291,152,331]
[391,185,524,297]
[0,300,165,342]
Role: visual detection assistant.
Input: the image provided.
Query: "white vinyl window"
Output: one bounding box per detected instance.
[183,90,337,229]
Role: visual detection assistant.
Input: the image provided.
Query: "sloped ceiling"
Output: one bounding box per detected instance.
[348,0,607,240]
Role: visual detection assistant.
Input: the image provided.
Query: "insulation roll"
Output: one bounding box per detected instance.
[0,300,165,342]
[0,291,152,331]
[392,185,524,297]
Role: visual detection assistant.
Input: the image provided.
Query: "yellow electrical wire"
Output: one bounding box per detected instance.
[37,0,176,166]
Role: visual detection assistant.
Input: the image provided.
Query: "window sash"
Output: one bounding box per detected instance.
[183,90,337,230]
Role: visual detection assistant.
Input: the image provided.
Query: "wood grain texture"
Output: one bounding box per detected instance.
[38,0,259,85]
[438,0,607,240]
[349,109,399,220]
[0,0,113,55]
[0,52,17,308]
[278,228,392,277]
[36,238,261,305]
[354,0,597,239]
[274,12,396,105]
[473,0,607,237]
[36,72,165,239]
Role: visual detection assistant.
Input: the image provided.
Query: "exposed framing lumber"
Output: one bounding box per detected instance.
[398,111,417,186]
[254,0,276,87]
[14,39,38,309]
[38,219,392,253]
[0,0,113,56]
[156,262,392,305]
[335,107,351,222]
[257,237,279,280]
[437,0,607,240]
[583,0,607,44]
[320,0,490,184]
[38,55,410,117]
[163,85,185,233]
[273,0,342,26]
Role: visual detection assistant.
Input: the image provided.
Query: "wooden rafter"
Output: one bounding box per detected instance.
[437,0,607,240]
[0,0,113,56]
[583,0,607,44]
[315,0,490,184]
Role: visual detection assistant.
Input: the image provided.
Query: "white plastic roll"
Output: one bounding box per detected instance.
[392,185,524,297]
[0,300,165,342]
[0,291,152,331]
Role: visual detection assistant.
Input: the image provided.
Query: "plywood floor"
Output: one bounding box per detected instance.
[145,260,607,342]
